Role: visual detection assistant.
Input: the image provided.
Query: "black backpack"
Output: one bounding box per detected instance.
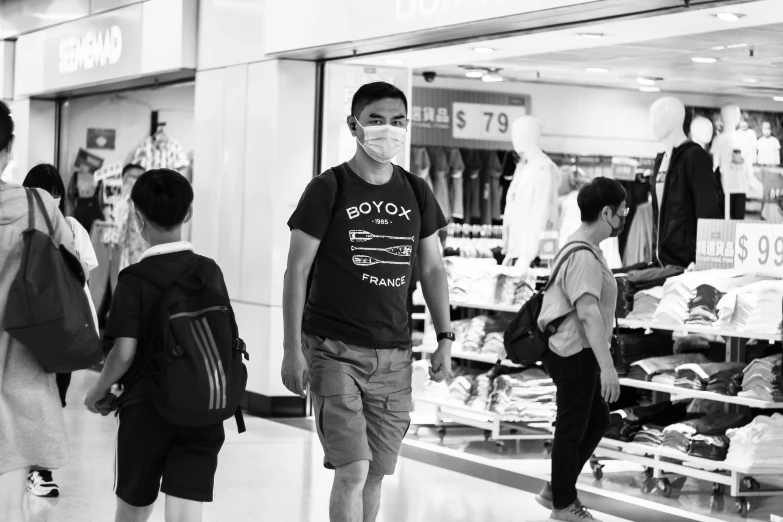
[504,241,597,365]
[122,256,249,432]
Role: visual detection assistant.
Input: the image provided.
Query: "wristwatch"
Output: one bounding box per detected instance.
[436,332,456,342]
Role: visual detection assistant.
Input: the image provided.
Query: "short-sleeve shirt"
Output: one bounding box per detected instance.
[288,163,447,349]
[537,243,617,358]
[105,248,201,406]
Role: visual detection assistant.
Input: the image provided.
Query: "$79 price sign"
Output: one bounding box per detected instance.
[733,223,783,274]
[452,102,526,142]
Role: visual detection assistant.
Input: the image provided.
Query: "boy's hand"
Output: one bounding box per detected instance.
[85,385,111,415]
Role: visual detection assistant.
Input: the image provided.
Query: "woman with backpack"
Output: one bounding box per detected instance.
[22,163,100,498]
[534,178,626,522]
[0,102,76,521]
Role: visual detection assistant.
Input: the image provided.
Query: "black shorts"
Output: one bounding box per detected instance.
[115,401,225,507]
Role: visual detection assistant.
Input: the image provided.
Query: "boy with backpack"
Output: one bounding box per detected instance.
[84,168,247,522]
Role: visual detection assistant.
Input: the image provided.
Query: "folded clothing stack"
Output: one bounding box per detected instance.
[605,401,689,442]
[661,413,753,459]
[633,425,665,447]
[443,257,538,307]
[462,316,489,353]
[674,362,746,393]
[725,414,783,470]
[688,434,731,460]
[613,331,674,377]
[716,280,783,335]
[448,375,476,405]
[684,285,725,326]
[627,353,709,382]
[738,354,783,402]
[490,368,556,423]
[625,286,664,322]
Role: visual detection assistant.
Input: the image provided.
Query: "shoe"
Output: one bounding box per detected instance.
[27,470,60,498]
[535,482,553,510]
[550,500,601,521]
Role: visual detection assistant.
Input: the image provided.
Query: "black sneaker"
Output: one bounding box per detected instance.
[28,470,60,498]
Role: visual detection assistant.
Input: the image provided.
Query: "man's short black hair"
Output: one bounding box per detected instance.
[122,163,145,176]
[578,177,627,223]
[351,82,408,119]
[131,168,193,230]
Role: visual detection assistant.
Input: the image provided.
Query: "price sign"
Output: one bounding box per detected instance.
[452,102,526,142]
[733,222,783,275]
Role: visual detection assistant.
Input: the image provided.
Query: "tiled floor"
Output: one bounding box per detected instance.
[21,370,634,522]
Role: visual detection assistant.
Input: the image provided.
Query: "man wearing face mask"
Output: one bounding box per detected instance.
[534,178,625,522]
[282,82,451,522]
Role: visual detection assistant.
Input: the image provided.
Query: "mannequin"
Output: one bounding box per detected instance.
[758,121,781,166]
[650,97,722,268]
[739,119,758,165]
[690,116,714,151]
[711,105,759,218]
[502,116,560,268]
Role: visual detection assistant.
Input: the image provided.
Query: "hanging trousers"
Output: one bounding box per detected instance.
[543,349,611,510]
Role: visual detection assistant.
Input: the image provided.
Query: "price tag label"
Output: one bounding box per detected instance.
[452,102,526,142]
[538,231,560,261]
[733,222,783,274]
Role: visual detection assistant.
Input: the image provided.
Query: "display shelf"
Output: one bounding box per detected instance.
[411,294,520,313]
[415,342,520,367]
[619,378,783,409]
[617,318,780,342]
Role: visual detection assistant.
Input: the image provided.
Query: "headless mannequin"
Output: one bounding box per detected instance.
[502,116,560,267]
[690,116,714,151]
[711,105,754,219]
[649,97,722,267]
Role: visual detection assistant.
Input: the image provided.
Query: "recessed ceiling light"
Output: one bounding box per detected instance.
[692,57,718,64]
[586,67,609,73]
[716,12,746,22]
[727,43,748,49]
[482,72,504,83]
[473,47,495,53]
[710,45,726,51]
[640,86,661,93]
[774,96,783,102]
[579,33,605,39]
[465,69,485,78]
[385,59,404,65]
[637,77,656,86]
[742,78,759,83]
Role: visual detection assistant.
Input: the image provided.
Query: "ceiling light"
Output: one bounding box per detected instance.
[482,72,504,83]
[637,77,656,86]
[465,69,485,78]
[710,45,726,51]
[727,43,748,49]
[473,47,495,53]
[742,78,759,83]
[774,96,783,102]
[579,33,604,39]
[586,67,609,73]
[640,86,661,93]
[385,59,404,65]
[692,57,718,64]
[716,12,745,22]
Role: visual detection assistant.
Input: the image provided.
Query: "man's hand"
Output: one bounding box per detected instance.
[282,347,309,398]
[428,341,452,383]
[600,366,621,404]
[84,385,111,415]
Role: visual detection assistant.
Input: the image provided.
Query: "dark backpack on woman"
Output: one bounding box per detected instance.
[503,241,597,365]
[4,189,103,372]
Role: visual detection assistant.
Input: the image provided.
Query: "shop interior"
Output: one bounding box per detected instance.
[327,1,783,521]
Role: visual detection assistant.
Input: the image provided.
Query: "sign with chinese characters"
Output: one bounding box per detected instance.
[695,219,738,270]
[411,87,530,150]
[733,222,783,276]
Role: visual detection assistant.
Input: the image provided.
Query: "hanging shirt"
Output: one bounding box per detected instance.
[758,136,782,167]
[712,132,752,195]
[448,149,465,220]
[132,135,190,171]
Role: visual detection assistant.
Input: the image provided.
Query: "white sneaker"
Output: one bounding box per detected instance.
[550,500,601,522]
[27,470,60,498]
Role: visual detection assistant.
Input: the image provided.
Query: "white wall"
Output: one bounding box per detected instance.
[58,83,195,184]
[4,98,56,183]
[414,77,783,158]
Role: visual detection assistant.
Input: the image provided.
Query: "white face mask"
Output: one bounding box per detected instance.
[355,120,407,164]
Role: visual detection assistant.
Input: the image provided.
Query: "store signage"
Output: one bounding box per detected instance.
[87,128,116,150]
[733,222,783,276]
[59,25,122,74]
[695,219,738,271]
[412,87,530,150]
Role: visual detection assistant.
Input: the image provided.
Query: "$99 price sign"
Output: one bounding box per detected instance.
[452,102,526,142]
[733,223,783,274]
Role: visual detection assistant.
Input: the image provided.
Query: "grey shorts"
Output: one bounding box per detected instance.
[302,334,413,476]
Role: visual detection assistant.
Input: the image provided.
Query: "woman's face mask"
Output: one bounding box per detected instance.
[355,119,407,164]
[607,207,629,238]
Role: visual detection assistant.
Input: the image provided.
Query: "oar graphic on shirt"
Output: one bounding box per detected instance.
[352,255,409,267]
[350,245,412,257]
[349,230,414,243]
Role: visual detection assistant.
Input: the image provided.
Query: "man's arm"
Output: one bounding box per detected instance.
[574,295,620,403]
[417,234,451,382]
[281,229,321,397]
[84,338,137,413]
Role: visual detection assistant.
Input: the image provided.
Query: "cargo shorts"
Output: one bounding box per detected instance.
[302,333,413,476]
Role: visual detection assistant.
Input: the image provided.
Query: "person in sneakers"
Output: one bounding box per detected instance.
[22,164,100,499]
[0,102,74,521]
[535,178,625,522]
[282,81,453,522]
[84,169,227,522]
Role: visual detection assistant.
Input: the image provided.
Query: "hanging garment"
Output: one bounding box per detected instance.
[623,202,654,266]
[488,151,504,223]
[411,147,432,189]
[89,222,123,315]
[462,149,483,224]
[478,151,502,225]
[500,151,519,217]
[131,135,190,171]
[448,149,465,221]
[429,147,451,220]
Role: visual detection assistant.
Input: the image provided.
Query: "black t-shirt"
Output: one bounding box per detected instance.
[105,249,201,405]
[288,163,447,349]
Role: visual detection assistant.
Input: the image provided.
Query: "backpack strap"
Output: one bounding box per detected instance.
[27,188,55,236]
[401,170,425,216]
[542,241,600,333]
